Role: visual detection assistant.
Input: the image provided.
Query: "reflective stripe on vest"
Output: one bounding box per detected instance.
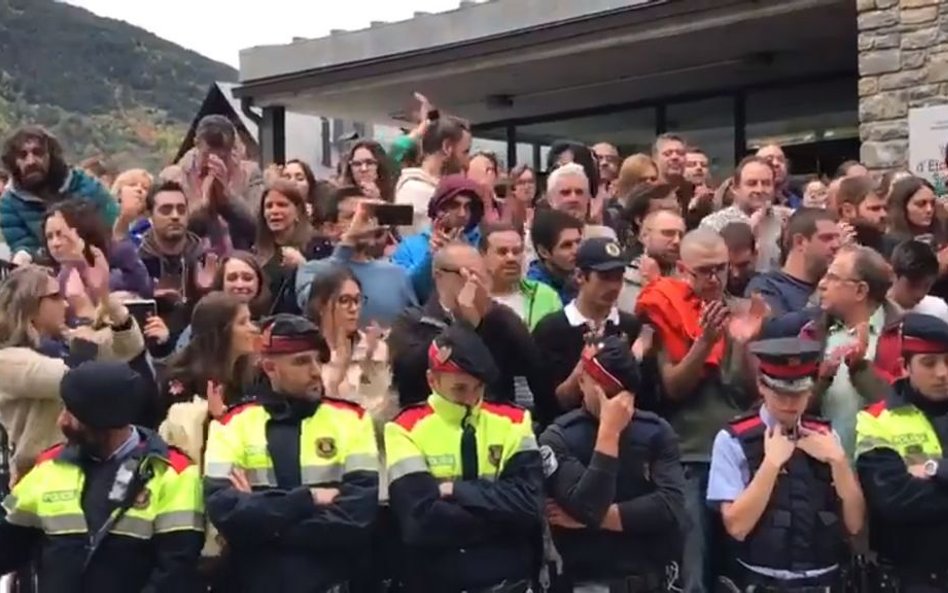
[204,401,379,489]
[385,395,537,484]
[3,454,203,540]
[855,403,942,465]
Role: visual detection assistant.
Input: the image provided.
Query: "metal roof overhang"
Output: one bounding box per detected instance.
[234,0,856,127]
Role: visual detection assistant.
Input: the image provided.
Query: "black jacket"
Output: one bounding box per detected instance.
[388,297,554,420]
[0,430,203,593]
[540,408,686,582]
[204,394,379,593]
[857,380,948,572]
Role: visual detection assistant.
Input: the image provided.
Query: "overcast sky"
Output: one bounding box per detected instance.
[65,0,463,68]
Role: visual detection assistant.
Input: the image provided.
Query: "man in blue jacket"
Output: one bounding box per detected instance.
[0,126,117,262]
[392,174,484,303]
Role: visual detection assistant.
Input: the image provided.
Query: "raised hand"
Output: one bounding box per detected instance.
[843,322,870,367]
[599,389,635,437]
[797,426,845,465]
[80,246,110,304]
[699,300,730,343]
[763,426,796,468]
[728,292,771,344]
[194,253,220,292]
[206,380,226,419]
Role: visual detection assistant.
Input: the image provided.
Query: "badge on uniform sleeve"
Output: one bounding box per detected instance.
[316,437,337,459]
[539,445,558,477]
[488,444,504,467]
[133,489,151,510]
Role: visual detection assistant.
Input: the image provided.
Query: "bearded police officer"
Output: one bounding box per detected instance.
[204,315,379,593]
[707,338,865,592]
[856,313,948,593]
[0,360,204,592]
[539,335,686,593]
[384,323,543,593]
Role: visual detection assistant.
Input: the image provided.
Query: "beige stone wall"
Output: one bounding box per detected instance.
[858,0,948,168]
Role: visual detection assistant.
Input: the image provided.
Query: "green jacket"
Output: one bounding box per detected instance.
[519,278,562,330]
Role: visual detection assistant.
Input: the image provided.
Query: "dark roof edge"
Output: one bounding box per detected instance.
[233,0,669,98]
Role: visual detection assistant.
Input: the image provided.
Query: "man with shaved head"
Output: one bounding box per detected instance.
[618,209,685,312]
[636,227,764,593]
[388,242,554,421]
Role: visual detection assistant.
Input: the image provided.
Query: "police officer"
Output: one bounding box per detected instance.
[384,323,543,593]
[539,335,687,593]
[707,338,865,592]
[855,313,948,593]
[204,314,379,593]
[0,360,204,592]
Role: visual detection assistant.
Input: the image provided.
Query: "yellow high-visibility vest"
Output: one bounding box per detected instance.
[204,399,379,488]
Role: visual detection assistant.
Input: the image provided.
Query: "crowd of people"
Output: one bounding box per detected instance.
[0,91,947,593]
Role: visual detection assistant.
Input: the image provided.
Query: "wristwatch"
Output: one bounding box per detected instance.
[924,459,939,477]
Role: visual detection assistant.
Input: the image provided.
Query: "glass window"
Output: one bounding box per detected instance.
[516,107,657,169]
[665,96,736,180]
[746,78,858,148]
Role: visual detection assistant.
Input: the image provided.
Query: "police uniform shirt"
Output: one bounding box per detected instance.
[706,406,841,580]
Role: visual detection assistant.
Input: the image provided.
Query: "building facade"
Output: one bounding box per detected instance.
[233,0,947,179]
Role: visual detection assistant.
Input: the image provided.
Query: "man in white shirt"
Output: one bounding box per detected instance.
[701,156,790,272]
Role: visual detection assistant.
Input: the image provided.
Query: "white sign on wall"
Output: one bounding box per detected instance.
[908,105,948,189]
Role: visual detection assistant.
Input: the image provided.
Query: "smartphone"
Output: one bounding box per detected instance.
[124,299,157,329]
[374,204,415,227]
[0,260,16,282]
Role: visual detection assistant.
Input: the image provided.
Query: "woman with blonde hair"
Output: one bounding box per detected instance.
[614,153,660,206]
[0,265,147,480]
[111,168,154,245]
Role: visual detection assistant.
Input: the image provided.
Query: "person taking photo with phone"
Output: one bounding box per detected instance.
[393,174,486,303]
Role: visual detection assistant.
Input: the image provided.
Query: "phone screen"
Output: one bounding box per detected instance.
[125,299,157,329]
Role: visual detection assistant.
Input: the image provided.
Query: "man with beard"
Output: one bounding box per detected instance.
[138,180,208,355]
[0,360,204,591]
[393,174,485,303]
[0,126,117,262]
[747,208,841,317]
[856,313,948,593]
[204,315,379,593]
[395,116,472,234]
[618,209,685,312]
[836,176,889,253]
[721,222,758,298]
[296,186,417,327]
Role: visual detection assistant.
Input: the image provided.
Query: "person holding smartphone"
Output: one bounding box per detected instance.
[392,174,486,303]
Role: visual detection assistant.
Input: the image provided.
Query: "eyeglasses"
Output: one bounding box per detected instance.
[349,159,378,170]
[337,294,366,308]
[682,262,728,280]
[823,271,862,284]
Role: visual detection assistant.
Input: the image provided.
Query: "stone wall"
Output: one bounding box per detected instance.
[858,0,948,169]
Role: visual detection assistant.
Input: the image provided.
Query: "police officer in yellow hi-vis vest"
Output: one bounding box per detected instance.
[855,313,948,593]
[0,360,204,592]
[385,322,543,593]
[204,314,379,593]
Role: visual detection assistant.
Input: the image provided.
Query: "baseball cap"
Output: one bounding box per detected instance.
[576,237,626,272]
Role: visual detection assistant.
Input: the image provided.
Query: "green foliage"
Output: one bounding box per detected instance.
[0,0,237,172]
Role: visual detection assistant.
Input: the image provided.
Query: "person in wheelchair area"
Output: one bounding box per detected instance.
[707,338,865,593]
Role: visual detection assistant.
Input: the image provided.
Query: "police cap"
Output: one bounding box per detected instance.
[749,337,822,394]
[576,237,626,272]
[428,323,499,385]
[60,361,145,430]
[902,312,948,356]
[259,314,330,362]
[582,335,641,396]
